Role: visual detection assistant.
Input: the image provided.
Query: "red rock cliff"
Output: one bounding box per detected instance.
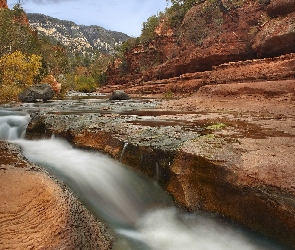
[105,0,295,85]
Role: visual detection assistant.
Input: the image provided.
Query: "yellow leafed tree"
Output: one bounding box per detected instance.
[0,51,42,101]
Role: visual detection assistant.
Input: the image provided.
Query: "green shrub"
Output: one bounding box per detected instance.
[206,122,227,130]
[163,89,174,99]
[74,75,97,93]
[116,37,140,57]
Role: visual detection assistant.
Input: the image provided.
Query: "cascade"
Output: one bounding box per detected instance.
[0,108,285,250]
[0,109,30,140]
[120,141,129,162]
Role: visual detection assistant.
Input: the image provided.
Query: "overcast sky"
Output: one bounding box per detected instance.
[7,0,169,37]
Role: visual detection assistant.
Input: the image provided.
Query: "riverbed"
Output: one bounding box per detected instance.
[1,92,294,248]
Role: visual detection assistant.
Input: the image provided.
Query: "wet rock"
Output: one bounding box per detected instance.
[23,92,295,248]
[18,83,55,102]
[109,90,130,100]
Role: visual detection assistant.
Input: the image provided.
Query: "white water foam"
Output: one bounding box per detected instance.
[14,137,171,230]
[0,110,30,140]
[134,208,280,250]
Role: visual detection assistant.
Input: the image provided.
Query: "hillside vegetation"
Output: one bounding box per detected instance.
[105,0,295,88]
[0,4,128,101]
[1,0,295,101]
[27,13,129,55]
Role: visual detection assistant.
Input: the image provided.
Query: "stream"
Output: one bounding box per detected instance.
[0,106,286,250]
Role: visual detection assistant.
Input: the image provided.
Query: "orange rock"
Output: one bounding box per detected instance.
[0,141,113,249]
[0,0,7,9]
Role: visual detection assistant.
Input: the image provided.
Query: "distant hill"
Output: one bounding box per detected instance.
[27,13,130,55]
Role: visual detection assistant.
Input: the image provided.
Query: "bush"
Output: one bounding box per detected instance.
[74,75,97,93]
[0,84,22,102]
[0,51,42,101]
[166,0,198,29]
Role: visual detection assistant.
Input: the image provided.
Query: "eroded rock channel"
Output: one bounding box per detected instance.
[1,89,294,249]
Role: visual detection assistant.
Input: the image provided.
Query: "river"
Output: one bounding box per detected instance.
[0,107,285,249]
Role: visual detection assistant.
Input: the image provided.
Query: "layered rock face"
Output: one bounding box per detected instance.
[100,52,295,95]
[0,141,113,249]
[105,0,295,85]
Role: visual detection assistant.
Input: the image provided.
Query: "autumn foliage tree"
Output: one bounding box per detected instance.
[0,4,72,101]
[0,51,42,100]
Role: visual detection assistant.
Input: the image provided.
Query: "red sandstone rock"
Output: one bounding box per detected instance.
[100,53,295,96]
[267,0,295,17]
[253,12,295,57]
[105,0,295,86]
[0,0,7,9]
[0,142,113,249]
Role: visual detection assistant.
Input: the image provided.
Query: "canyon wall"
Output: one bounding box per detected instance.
[105,0,295,86]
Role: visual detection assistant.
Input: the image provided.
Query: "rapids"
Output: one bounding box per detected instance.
[0,108,285,250]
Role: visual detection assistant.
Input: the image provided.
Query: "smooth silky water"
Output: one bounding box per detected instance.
[0,108,286,250]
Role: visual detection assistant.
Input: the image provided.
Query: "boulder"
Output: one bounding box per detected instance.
[109,90,130,100]
[18,83,55,102]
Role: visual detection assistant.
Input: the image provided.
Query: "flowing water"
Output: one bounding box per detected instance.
[0,108,286,250]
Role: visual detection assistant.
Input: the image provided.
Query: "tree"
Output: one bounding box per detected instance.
[0,51,42,100]
[90,53,112,86]
[140,15,161,43]
[0,4,40,57]
[165,0,238,29]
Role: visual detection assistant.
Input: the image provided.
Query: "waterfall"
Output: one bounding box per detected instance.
[15,137,172,230]
[0,110,30,140]
[0,108,285,250]
[120,141,129,162]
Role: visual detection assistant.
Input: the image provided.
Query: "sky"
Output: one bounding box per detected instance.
[7,0,170,37]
